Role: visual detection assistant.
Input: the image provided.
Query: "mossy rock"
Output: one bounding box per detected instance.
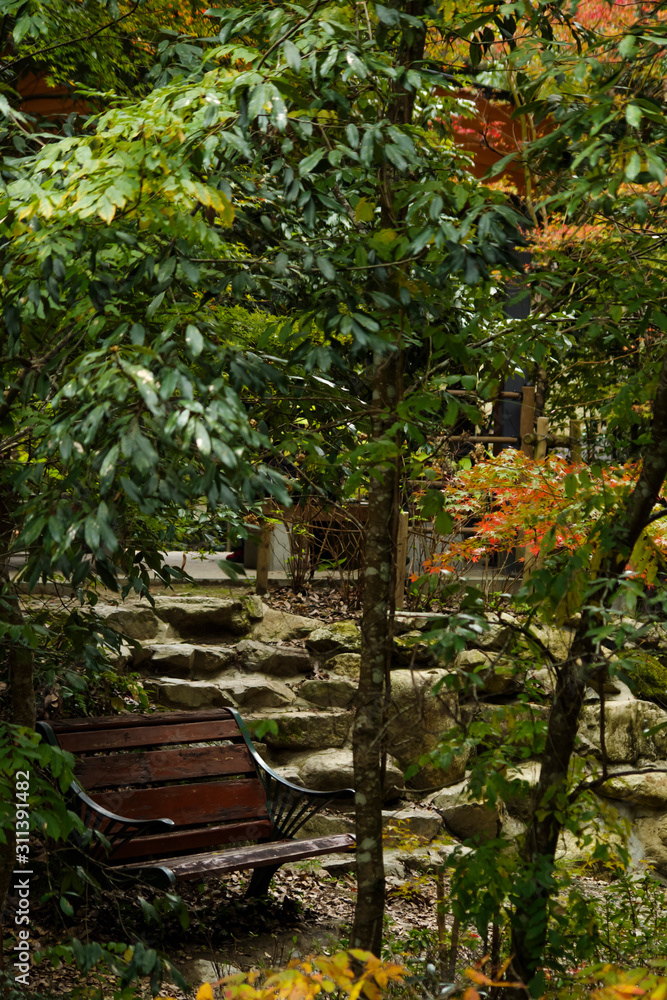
[619,650,667,708]
[392,630,439,665]
[306,621,361,655]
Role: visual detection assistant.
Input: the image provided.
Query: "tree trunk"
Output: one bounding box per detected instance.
[510,349,667,986]
[350,0,426,955]
[351,350,400,954]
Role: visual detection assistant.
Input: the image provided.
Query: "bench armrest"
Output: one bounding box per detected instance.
[230,709,355,839]
[37,722,175,861]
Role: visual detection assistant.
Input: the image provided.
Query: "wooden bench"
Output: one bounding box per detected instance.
[36,707,355,895]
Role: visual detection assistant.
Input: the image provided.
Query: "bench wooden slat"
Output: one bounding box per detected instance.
[124,833,356,880]
[59,720,241,753]
[92,778,268,827]
[75,745,254,789]
[48,709,236,733]
[110,818,275,860]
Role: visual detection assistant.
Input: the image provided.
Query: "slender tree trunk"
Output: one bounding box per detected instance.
[351,350,400,954]
[350,0,426,954]
[510,349,667,986]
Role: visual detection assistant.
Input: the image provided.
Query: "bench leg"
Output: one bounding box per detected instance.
[245,864,281,898]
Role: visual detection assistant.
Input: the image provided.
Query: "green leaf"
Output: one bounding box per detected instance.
[646,150,665,183]
[618,34,637,57]
[625,152,641,181]
[185,324,204,357]
[99,444,119,492]
[283,39,301,70]
[84,516,100,552]
[375,3,400,24]
[146,291,165,319]
[435,511,454,535]
[299,148,326,175]
[195,420,211,455]
[626,103,642,129]
[157,256,176,285]
[346,123,359,147]
[180,258,200,285]
[316,255,336,280]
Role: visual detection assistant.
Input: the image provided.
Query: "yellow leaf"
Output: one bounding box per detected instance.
[348,981,364,1000]
[361,980,381,1000]
[197,984,215,1000]
[466,968,495,986]
[354,198,375,223]
[650,985,667,1000]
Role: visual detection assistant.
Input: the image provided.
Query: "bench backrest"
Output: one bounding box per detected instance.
[38,709,273,862]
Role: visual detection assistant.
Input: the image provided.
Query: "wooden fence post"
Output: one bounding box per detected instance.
[255,523,271,596]
[394,511,409,611]
[535,415,549,461]
[523,415,549,583]
[570,419,582,464]
[520,386,535,458]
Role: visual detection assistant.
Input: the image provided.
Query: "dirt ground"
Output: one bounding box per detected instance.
[19,860,443,998]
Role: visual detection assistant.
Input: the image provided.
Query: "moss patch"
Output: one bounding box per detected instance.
[621,650,667,708]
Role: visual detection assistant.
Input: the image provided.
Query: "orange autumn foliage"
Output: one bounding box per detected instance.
[416,450,667,580]
[161,952,405,1000]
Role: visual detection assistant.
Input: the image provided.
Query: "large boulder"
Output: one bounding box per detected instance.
[579,700,667,763]
[600,769,667,809]
[502,761,541,821]
[457,649,521,696]
[147,594,251,639]
[215,676,296,710]
[152,595,253,638]
[430,780,502,842]
[531,625,573,662]
[477,702,550,748]
[152,677,237,710]
[394,612,446,635]
[554,797,634,873]
[382,806,443,845]
[288,747,404,800]
[306,622,362,656]
[191,646,239,677]
[298,805,441,844]
[397,838,471,875]
[326,653,361,679]
[96,604,172,642]
[250,606,320,643]
[633,815,667,876]
[299,678,356,709]
[392,631,438,666]
[138,643,238,678]
[236,639,311,677]
[260,710,352,750]
[618,650,667,708]
[386,669,468,790]
[470,619,573,663]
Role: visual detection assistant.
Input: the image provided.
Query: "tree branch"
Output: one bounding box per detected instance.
[2,0,141,70]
